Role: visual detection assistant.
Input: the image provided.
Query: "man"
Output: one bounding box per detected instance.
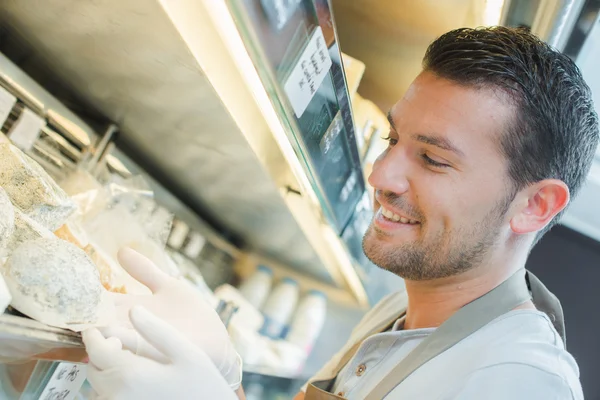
[83,26,598,399]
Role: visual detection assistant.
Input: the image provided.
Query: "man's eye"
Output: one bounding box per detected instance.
[422,154,449,168]
[382,136,398,146]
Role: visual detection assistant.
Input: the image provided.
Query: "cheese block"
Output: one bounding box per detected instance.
[0,143,76,231]
[2,237,102,328]
[0,187,15,251]
[3,208,54,257]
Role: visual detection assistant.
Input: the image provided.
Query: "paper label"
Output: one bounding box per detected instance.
[39,363,87,400]
[284,27,332,118]
[9,107,44,151]
[0,85,17,126]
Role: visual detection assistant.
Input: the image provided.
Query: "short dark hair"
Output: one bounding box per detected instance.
[423,26,599,242]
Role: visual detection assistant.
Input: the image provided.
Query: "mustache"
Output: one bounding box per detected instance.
[377,190,425,221]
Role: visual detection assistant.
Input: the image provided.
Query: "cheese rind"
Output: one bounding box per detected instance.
[0,143,76,231]
[3,237,102,328]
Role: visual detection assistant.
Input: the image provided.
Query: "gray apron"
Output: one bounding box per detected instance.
[305,269,565,400]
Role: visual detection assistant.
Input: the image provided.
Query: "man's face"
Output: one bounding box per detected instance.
[363,71,517,280]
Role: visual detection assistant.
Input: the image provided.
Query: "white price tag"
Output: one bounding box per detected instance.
[284,27,333,118]
[9,107,44,151]
[0,85,17,126]
[39,363,87,400]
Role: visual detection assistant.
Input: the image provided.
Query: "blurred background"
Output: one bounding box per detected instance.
[0,0,599,399]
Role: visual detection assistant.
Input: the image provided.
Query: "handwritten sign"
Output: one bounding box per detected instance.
[0,85,16,127]
[9,107,44,151]
[284,27,333,118]
[39,363,87,400]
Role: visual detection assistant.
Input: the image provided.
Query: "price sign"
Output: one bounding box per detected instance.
[284,27,333,118]
[0,85,16,126]
[39,363,87,400]
[10,107,45,151]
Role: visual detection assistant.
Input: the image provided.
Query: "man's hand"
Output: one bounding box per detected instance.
[100,248,240,387]
[83,306,238,400]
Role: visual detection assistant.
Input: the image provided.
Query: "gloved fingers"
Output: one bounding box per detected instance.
[98,326,138,352]
[105,291,133,307]
[129,306,202,364]
[82,329,124,371]
[117,247,170,293]
[99,325,168,363]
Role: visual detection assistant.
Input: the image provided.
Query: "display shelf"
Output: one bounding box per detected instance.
[0,313,81,347]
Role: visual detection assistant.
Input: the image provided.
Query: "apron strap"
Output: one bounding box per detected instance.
[526,271,566,345]
[364,269,531,400]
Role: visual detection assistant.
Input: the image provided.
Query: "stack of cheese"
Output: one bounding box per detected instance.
[0,143,103,330]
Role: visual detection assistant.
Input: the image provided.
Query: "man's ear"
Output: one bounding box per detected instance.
[510,179,570,235]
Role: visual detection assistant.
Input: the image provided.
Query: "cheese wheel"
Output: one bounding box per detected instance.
[0,143,76,231]
[3,237,102,328]
[0,187,15,251]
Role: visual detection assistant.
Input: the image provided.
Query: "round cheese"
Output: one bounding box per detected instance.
[3,237,102,328]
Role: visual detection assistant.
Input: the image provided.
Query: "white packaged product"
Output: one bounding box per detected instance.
[285,290,327,355]
[214,284,265,332]
[0,187,15,251]
[2,237,103,330]
[260,277,299,339]
[238,265,273,310]
[0,143,76,231]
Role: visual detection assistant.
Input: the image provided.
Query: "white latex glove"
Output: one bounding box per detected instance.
[83,306,237,400]
[101,248,240,387]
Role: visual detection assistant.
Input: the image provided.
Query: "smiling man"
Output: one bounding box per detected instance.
[297,26,599,399]
[82,27,599,400]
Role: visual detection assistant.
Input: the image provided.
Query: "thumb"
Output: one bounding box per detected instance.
[128,306,204,364]
[117,247,170,293]
[99,326,168,363]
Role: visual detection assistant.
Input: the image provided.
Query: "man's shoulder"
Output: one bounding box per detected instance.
[452,310,581,389]
[424,310,583,399]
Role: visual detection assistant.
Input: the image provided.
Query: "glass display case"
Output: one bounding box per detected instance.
[228,0,365,235]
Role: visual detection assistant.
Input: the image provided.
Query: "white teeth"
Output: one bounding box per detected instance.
[381,206,417,224]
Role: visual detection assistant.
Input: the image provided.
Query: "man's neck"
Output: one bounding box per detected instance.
[403,256,534,330]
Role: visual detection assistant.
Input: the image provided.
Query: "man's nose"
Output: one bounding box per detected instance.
[368,147,410,195]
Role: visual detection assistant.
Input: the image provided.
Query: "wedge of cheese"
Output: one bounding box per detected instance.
[0,143,76,231]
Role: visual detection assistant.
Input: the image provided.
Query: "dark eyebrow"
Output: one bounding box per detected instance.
[387,111,464,158]
[414,134,465,158]
[387,111,396,131]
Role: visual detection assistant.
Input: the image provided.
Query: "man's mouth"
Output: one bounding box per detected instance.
[380,205,420,225]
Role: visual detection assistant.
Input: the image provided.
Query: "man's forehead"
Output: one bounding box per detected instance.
[390,72,515,158]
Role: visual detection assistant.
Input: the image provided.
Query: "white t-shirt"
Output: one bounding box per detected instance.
[305,291,583,399]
